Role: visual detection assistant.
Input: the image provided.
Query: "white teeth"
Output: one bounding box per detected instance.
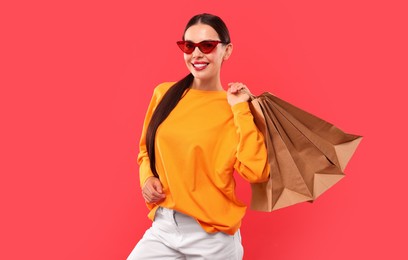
[193,63,207,68]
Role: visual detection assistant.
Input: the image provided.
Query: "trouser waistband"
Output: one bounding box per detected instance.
[154,207,199,231]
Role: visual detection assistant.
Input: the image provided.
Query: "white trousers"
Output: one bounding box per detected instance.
[127,207,244,260]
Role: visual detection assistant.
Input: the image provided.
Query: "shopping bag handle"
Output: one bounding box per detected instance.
[239,88,256,101]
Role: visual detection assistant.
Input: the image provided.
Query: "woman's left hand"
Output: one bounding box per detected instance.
[227,82,251,106]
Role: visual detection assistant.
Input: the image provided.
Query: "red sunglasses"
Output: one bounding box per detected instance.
[176,40,224,54]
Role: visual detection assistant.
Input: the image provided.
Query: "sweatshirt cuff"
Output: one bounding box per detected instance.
[139,161,155,188]
[231,101,250,114]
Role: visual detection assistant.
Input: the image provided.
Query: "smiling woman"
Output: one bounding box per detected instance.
[126,13,270,260]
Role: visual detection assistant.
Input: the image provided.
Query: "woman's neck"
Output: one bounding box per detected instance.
[191,78,223,91]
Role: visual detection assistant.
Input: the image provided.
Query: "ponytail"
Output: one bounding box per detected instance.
[145,74,194,178]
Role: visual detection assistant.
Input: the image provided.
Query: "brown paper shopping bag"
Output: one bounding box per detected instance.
[247,92,362,211]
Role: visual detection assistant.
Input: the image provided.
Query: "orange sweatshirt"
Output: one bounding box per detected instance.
[137,82,269,235]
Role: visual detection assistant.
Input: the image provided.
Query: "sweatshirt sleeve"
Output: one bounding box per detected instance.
[137,83,172,187]
[231,101,270,183]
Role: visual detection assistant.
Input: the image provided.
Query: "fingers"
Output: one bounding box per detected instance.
[227,82,252,106]
[142,177,166,203]
[227,82,250,95]
[142,187,164,203]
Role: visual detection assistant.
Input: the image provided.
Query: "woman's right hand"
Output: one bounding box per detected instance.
[142,177,166,204]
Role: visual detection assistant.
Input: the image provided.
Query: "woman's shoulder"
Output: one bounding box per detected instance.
[153,82,176,96]
[149,82,176,102]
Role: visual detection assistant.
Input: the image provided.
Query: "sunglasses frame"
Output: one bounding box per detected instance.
[176,40,224,54]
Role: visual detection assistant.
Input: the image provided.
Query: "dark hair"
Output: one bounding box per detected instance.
[145,13,231,178]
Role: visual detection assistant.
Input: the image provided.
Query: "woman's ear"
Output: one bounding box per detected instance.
[223,43,233,61]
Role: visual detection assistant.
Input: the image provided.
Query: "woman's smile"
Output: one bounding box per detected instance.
[192,61,209,71]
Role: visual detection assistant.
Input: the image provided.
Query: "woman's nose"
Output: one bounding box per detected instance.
[191,46,204,57]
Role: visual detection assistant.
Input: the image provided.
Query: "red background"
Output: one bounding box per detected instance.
[1,0,407,259]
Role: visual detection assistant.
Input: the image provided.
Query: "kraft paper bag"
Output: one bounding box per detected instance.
[247,92,362,211]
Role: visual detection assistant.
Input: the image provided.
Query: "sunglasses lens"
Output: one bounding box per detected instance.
[198,42,218,54]
[177,41,194,54]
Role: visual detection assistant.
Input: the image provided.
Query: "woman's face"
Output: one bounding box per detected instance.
[183,23,232,84]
